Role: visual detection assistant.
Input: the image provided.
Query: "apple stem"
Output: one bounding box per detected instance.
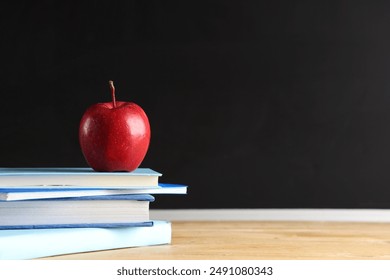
[109,80,117,108]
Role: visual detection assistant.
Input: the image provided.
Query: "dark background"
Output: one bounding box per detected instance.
[1,1,390,209]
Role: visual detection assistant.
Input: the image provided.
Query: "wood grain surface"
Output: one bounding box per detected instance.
[42,221,390,260]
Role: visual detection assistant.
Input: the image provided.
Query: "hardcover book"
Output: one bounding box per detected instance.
[0,220,171,260]
[0,183,187,201]
[0,167,161,188]
[0,194,154,229]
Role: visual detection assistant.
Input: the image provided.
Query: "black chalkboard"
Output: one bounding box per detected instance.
[1,1,390,209]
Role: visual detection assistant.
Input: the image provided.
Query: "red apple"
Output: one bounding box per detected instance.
[79,81,151,172]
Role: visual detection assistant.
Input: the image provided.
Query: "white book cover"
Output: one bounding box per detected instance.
[0,183,187,201]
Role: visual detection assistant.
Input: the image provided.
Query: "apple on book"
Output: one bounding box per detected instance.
[79,81,151,172]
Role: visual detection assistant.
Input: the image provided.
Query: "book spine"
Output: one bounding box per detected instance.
[0,221,171,260]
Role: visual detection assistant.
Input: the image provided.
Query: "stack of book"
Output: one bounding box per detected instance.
[0,167,187,259]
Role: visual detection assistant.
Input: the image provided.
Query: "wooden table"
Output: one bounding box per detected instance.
[42,221,390,259]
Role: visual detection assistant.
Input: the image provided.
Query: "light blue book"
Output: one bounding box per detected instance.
[0,220,171,260]
[0,167,161,188]
[0,183,187,201]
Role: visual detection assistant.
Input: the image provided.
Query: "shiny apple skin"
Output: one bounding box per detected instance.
[79,101,151,172]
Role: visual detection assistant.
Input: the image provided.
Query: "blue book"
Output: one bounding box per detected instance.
[0,167,161,188]
[0,194,154,229]
[0,183,187,201]
[0,220,171,260]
